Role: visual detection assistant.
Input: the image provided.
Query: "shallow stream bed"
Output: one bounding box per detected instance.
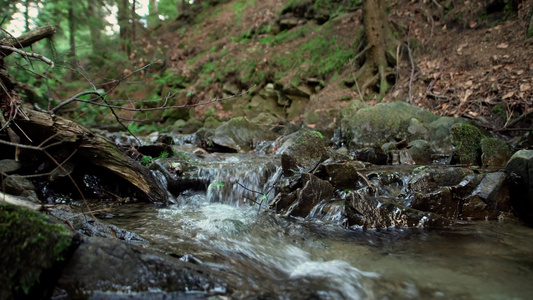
[103,194,533,299]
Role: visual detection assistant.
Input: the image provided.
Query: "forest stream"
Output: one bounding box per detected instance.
[96,153,533,300]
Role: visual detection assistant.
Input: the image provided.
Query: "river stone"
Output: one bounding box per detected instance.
[0,159,20,174]
[407,140,433,165]
[480,137,512,167]
[55,236,231,297]
[212,117,278,152]
[344,191,449,229]
[316,161,365,190]
[3,175,36,196]
[410,187,460,218]
[450,123,484,165]
[340,101,439,147]
[353,147,388,165]
[1,204,74,300]
[505,150,533,223]
[271,173,334,218]
[409,167,473,193]
[277,131,329,176]
[286,95,309,120]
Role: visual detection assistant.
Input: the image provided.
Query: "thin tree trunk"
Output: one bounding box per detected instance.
[131,0,136,45]
[24,0,31,32]
[68,1,76,59]
[88,1,103,51]
[117,0,130,53]
[148,0,158,27]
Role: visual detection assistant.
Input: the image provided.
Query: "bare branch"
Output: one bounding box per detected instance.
[0,45,54,68]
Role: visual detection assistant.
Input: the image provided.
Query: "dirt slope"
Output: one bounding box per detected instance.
[157,0,532,137]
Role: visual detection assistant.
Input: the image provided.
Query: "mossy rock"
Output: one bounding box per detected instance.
[212,117,278,152]
[481,137,512,167]
[0,204,74,299]
[340,101,438,147]
[203,116,222,129]
[450,123,484,165]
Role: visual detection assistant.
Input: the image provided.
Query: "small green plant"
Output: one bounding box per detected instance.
[213,182,225,188]
[311,130,324,139]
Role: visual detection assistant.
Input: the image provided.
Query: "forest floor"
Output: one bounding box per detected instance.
[149,0,533,139]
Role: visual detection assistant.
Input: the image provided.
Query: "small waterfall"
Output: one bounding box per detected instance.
[193,154,282,207]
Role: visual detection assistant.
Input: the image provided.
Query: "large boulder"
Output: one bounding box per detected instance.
[339,101,439,147]
[212,117,278,152]
[55,236,231,298]
[505,150,533,223]
[1,204,74,299]
[277,130,331,176]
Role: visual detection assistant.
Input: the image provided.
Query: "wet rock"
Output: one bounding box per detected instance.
[353,147,388,165]
[270,173,334,218]
[409,167,473,193]
[480,137,512,167]
[48,206,143,241]
[505,150,533,223]
[316,161,365,190]
[407,140,433,165]
[1,204,74,300]
[212,117,278,152]
[450,123,484,165]
[55,236,231,297]
[0,159,20,174]
[344,192,449,229]
[277,131,330,176]
[3,175,35,196]
[411,187,460,218]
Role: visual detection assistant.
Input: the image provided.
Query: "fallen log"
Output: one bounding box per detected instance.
[15,109,170,204]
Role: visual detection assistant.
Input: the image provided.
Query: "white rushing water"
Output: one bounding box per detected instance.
[104,154,533,299]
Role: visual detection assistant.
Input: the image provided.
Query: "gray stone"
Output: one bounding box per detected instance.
[213,117,278,152]
[340,101,439,147]
[407,140,433,165]
[0,159,20,174]
[505,150,533,223]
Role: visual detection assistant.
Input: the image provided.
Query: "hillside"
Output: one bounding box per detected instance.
[118,0,532,140]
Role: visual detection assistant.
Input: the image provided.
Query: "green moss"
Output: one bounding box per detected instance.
[451,123,484,165]
[0,204,73,298]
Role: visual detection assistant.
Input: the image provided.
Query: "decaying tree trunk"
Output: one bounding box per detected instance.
[17,109,170,203]
[1,26,170,204]
[356,0,398,99]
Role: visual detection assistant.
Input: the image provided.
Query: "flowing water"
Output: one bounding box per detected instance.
[103,154,533,299]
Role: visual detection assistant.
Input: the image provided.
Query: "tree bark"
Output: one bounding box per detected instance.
[148,0,158,27]
[16,109,170,204]
[356,0,397,100]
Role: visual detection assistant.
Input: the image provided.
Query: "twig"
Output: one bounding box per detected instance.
[505,108,533,129]
[0,45,54,68]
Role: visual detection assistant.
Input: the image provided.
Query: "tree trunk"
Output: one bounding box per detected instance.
[356,0,397,100]
[148,0,158,27]
[117,0,130,53]
[131,0,136,45]
[24,0,31,32]
[87,1,103,51]
[17,109,170,204]
[68,1,76,59]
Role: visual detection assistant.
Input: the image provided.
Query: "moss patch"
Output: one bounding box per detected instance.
[451,123,484,165]
[0,204,73,299]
